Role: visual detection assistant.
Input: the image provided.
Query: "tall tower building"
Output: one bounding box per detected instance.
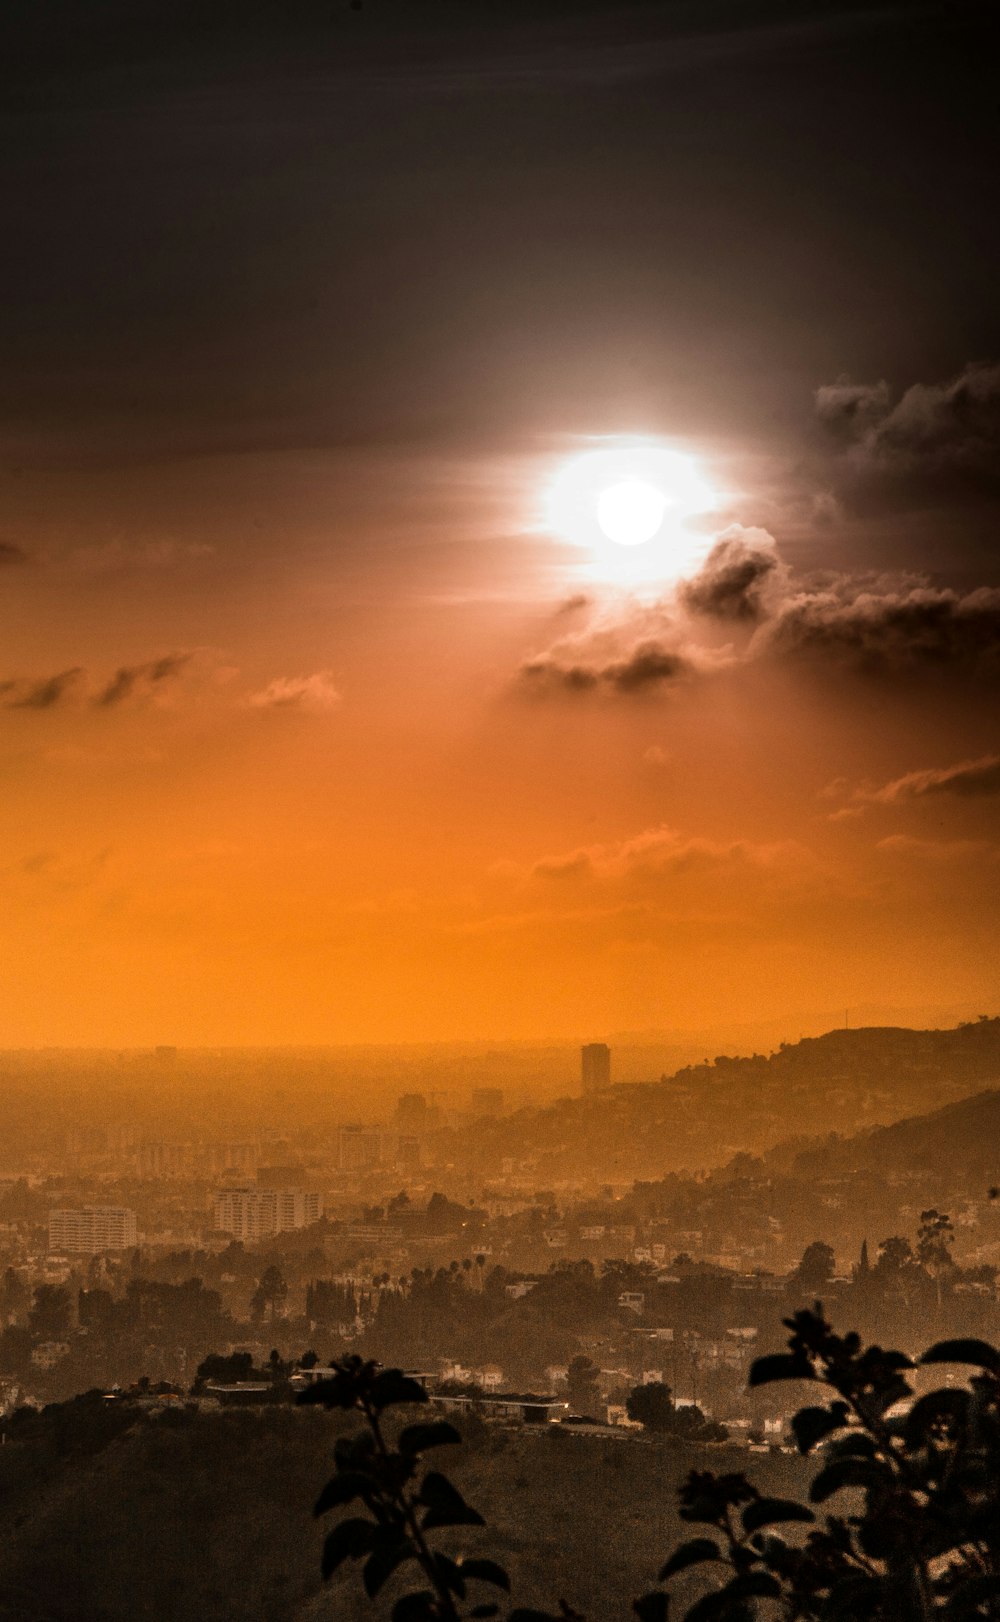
[581,1042,611,1094]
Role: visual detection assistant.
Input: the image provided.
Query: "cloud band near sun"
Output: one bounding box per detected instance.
[519,523,1000,696]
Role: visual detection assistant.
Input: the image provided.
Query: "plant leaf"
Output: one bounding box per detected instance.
[458,1559,511,1591]
[920,1339,1000,1375]
[370,1371,430,1412]
[809,1457,886,1504]
[658,1538,722,1581]
[314,1472,370,1516]
[742,1497,815,1534]
[791,1403,849,1455]
[321,1517,375,1579]
[633,1593,669,1622]
[398,1420,462,1456]
[419,1470,485,1529]
[748,1353,817,1388]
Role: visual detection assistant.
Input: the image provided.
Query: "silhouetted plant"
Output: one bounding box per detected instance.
[306,1316,1000,1622]
[640,1306,1000,1620]
[300,1355,512,1622]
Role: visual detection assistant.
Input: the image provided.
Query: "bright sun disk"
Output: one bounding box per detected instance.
[544,441,720,586]
[596,477,669,547]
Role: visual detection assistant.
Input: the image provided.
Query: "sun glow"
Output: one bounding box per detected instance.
[544,441,720,585]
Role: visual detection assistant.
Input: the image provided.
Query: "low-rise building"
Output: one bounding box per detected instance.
[48,1206,138,1254]
[212,1187,323,1240]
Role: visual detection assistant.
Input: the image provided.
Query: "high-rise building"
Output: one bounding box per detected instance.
[212,1187,323,1240]
[581,1042,611,1094]
[49,1207,138,1254]
[393,1093,429,1132]
[337,1124,384,1172]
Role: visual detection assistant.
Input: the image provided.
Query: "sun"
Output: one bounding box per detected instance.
[596,478,669,547]
[544,439,720,585]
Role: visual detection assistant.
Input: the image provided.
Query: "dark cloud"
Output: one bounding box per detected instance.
[757,582,1000,673]
[869,754,1000,804]
[94,654,190,707]
[521,640,693,696]
[679,525,785,621]
[3,668,84,710]
[0,542,28,565]
[817,362,1000,493]
[520,543,1000,700]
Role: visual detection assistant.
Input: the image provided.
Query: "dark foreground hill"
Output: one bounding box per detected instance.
[0,1399,806,1622]
[434,1018,1000,1183]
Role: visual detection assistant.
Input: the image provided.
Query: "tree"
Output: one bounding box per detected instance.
[565,1354,600,1416]
[916,1207,955,1274]
[625,1380,676,1432]
[791,1240,835,1296]
[0,1265,29,1321]
[28,1283,72,1341]
[250,1265,288,1325]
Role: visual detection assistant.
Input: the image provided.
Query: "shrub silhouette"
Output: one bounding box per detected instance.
[303,1309,1000,1621]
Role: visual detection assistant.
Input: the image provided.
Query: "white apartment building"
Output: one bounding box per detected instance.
[48,1207,138,1254]
[212,1187,323,1241]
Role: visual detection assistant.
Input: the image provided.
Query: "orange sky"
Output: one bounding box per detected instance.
[2,434,999,1045]
[2,3,998,1045]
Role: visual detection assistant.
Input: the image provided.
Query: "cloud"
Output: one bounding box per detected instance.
[756,582,1000,673]
[521,639,696,695]
[1,668,84,709]
[248,671,342,712]
[532,824,811,884]
[816,361,1000,488]
[678,525,786,621]
[67,539,215,574]
[94,653,191,707]
[875,834,1000,865]
[0,541,28,565]
[867,754,1000,805]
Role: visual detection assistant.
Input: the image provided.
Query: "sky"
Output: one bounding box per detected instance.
[1,0,999,1045]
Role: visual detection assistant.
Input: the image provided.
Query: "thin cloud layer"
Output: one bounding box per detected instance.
[532,823,812,883]
[868,753,1000,804]
[248,672,342,712]
[95,654,191,707]
[1,653,201,712]
[0,668,84,709]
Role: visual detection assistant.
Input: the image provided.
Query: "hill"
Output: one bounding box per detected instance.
[782,1085,1000,1186]
[0,1399,806,1622]
[434,1019,1000,1185]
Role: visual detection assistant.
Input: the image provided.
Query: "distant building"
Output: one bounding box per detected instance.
[394,1093,430,1132]
[209,1142,258,1176]
[212,1187,323,1240]
[256,1165,306,1190]
[394,1134,422,1171]
[139,1141,193,1178]
[470,1088,503,1117]
[581,1042,611,1094]
[49,1207,138,1254]
[337,1124,384,1172]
